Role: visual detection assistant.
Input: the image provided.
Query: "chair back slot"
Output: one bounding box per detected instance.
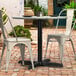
[0,10,6,39]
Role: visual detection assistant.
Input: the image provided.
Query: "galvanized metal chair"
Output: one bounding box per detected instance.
[45,9,76,63]
[0,10,34,72]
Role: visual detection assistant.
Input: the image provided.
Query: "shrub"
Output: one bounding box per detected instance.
[9,25,32,40]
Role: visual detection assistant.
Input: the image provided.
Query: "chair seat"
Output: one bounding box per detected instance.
[5,37,30,42]
[48,34,68,38]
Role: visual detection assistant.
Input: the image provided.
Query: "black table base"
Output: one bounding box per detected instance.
[18,59,63,69]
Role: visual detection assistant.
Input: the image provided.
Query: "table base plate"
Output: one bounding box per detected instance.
[18,59,63,69]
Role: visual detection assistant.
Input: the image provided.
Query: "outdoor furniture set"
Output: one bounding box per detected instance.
[0,9,76,72]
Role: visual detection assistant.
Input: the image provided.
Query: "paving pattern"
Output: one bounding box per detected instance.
[0,28,76,76]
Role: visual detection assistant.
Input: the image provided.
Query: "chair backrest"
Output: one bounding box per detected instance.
[65,9,74,36]
[0,10,6,39]
[55,9,74,36]
[0,10,17,40]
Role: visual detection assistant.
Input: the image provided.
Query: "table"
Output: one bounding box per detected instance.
[13,16,67,69]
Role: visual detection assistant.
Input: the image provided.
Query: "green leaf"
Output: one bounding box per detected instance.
[64,4,71,9]
[70,1,74,8]
[9,25,32,40]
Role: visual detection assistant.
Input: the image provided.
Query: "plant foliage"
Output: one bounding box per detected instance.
[9,25,32,40]
[33,5,42,15]
[64,0,76,9]
[24,0,35,8]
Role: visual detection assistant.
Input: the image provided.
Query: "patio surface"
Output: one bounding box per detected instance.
[0,28,76,76]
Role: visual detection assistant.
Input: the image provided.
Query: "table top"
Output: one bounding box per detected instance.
[12,16,67,20]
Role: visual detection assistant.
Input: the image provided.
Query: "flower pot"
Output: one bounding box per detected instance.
[24,7,34,28]
[36,11,43,16]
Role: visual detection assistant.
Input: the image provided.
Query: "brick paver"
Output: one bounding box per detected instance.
[0,28,76,76]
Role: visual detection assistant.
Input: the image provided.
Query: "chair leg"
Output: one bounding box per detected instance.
[19,44,25,65]
[27,42,34,70]
[0,43,6,67]
[44,36,50,58]
[59,43,64,63]
[70,38,76,60]
[5,44,12,72]
[58,39,64,63]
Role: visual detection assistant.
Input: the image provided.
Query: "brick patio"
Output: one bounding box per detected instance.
[0,28,76,76]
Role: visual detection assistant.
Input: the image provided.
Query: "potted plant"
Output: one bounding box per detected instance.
[24,0,35,28]
[24,0,34,15]
[9,25,32,40]
[34,5,42,16]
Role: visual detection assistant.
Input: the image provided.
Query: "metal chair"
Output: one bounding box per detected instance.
[0,10,34,72]
[45,9,76,63]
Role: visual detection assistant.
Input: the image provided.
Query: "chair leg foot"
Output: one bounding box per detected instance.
[75,58,76,60]
[74,56,76,60]
[5,69,8,73]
